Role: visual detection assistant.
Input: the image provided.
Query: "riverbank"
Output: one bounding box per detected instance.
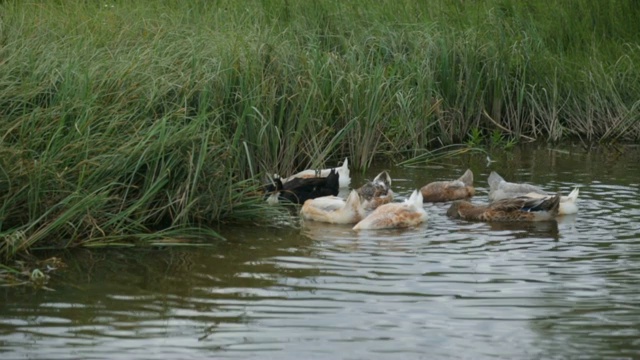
[1,0,639,260]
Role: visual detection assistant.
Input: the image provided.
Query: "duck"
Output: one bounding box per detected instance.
[446,193,561,222]
[420,169,475,202]
[284,158,351,188]
[353,190,428,230]
[356,170,394,211]
[488,171,579,215]
[265,168,340,204]
[300,190,366,224]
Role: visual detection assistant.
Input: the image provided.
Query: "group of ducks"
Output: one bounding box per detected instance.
[264,158,580,230]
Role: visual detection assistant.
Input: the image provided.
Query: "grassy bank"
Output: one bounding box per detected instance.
[1,0,639,260]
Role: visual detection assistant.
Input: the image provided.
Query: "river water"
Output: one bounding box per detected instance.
[2,145,640,359]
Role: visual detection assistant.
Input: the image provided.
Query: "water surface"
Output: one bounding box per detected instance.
[2,145,640,359]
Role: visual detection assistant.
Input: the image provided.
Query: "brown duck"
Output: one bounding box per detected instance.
[420,169,475,202]
[446,193,561,222]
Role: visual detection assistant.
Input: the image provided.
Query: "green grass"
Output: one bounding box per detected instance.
[1,0,639,260]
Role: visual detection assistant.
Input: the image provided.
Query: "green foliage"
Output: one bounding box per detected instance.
[464,128,517,150]
[0,0,639,259]
[490,130,517,150]
[466,128,484,148]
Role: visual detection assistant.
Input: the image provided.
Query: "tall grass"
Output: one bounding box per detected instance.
[1,0,639,260]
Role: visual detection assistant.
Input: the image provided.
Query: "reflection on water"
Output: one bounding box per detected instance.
[2,145,640,359]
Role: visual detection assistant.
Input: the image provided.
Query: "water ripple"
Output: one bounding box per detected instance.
[3,148,640,359]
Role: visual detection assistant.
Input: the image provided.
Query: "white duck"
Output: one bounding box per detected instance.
[300,190,366,224]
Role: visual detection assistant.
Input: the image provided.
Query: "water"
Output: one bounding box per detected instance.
[2,145,640,359]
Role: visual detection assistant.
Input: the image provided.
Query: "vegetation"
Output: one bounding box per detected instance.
[1,0,639,261]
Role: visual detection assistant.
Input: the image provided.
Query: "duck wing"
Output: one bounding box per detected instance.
[491,194,560,213]
[489,197,530,212]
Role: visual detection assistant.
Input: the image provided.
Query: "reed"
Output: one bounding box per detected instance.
[1,0,639,260]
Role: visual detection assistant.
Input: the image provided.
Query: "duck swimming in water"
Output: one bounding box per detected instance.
[420,169,475,202]
[446,193,561,222]
[265,169,340,204]
[300,190,366,224]
[488,171,579,215]
[284,158,351,188]
[353,190,428,230]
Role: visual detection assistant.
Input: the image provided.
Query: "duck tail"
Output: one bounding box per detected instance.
[346,189,365,218]
[341,157,349,170]
[345,189,361,206]
[458,169,474,186]
[487,171,504,190]
[336,158,351,188]
[406,189,423,207]
[567,187,580,202]
[373,170,392,187]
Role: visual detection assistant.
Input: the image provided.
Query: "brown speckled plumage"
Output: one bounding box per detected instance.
[357,171,394,211]
[446,193,561,222]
